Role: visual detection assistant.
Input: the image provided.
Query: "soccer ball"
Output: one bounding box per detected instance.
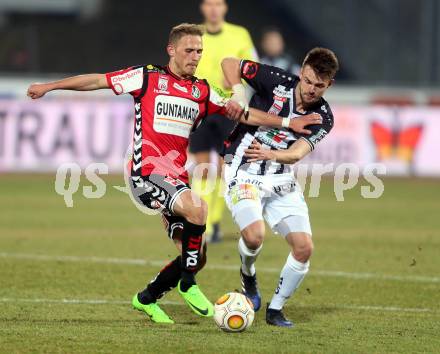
[213,292,254,332]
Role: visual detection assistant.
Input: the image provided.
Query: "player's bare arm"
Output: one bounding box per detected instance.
[244,138,312,164]
[221,57,242,88]
[232,105,322,134]
[221,57,248,117]
[27,74,109,99]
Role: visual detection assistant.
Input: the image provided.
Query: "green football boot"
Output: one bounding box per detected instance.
[177,280,214,317]
[132,294,174,324]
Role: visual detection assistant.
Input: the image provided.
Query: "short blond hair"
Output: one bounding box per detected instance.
[169,23,204,45]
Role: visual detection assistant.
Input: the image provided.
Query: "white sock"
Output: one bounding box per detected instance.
[269,253,309,310]
[238,237,262,276]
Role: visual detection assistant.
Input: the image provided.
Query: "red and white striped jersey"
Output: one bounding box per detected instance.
[106,64,227,183]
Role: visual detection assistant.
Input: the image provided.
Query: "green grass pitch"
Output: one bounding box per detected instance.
[0,174,439,353]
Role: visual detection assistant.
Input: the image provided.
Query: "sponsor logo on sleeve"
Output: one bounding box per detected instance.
[308,128,328,146]
[242,61,259,79]
[111,68,143,94]
[114,83,123,94]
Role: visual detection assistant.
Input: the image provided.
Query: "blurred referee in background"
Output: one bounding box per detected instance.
[190,0,257,243]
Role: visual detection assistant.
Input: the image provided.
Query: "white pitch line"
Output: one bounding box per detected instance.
[0,252,165,267]
[0,297,131,305]
[1,252,439,284]
[0,297,177,306]
[312,270,440,283]
[338,305,436,314]
[0,297,438,315]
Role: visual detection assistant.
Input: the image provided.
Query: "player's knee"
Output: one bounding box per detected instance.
[292,236,313,263]
[241,222,265,250]
[244,236,263,250]
[184,198,208,225]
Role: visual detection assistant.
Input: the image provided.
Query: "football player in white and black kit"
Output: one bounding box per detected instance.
[222,48,339,327]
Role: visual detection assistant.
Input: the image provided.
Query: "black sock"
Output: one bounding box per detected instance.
[180,221,205,291]
[180,271,195,292]
[138,255,182,304]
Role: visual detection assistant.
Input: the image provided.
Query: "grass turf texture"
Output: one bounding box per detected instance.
[0,174,439,353]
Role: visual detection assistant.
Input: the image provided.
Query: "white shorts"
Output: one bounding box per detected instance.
[224,165,312,236]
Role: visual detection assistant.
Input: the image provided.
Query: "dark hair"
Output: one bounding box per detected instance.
[261,26,283,37]
[200,0,227,4]
[169,23,204,45]
[302,47,339,80]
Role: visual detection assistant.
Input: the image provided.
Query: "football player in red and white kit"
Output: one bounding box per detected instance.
[27,23,321,324]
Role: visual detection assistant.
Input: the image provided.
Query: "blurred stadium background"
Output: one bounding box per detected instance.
[1,0,440,174]
[0,1,439,353]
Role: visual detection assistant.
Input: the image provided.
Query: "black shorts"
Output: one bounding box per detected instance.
[189,114,236,154]
[130,174,190,215]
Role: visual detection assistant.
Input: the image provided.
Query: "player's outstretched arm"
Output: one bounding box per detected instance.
[27,74,109,99]
[225,104,322,134]
[244,139,312,164]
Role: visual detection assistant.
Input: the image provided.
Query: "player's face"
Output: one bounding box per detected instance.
[201,0,227,25]
[262,31,284,57]
[169,35,203,77]
[299,65,332,106]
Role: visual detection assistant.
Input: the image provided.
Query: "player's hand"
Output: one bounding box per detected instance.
[244,140,275,162]
[230,83,249,119]
[289,113,322,134]
[225,100,245,121]
[27,83,51,99]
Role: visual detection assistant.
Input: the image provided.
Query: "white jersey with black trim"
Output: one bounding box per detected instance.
[223,60,334,178]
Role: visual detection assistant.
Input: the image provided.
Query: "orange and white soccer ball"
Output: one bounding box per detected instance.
[213,292,254,332]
